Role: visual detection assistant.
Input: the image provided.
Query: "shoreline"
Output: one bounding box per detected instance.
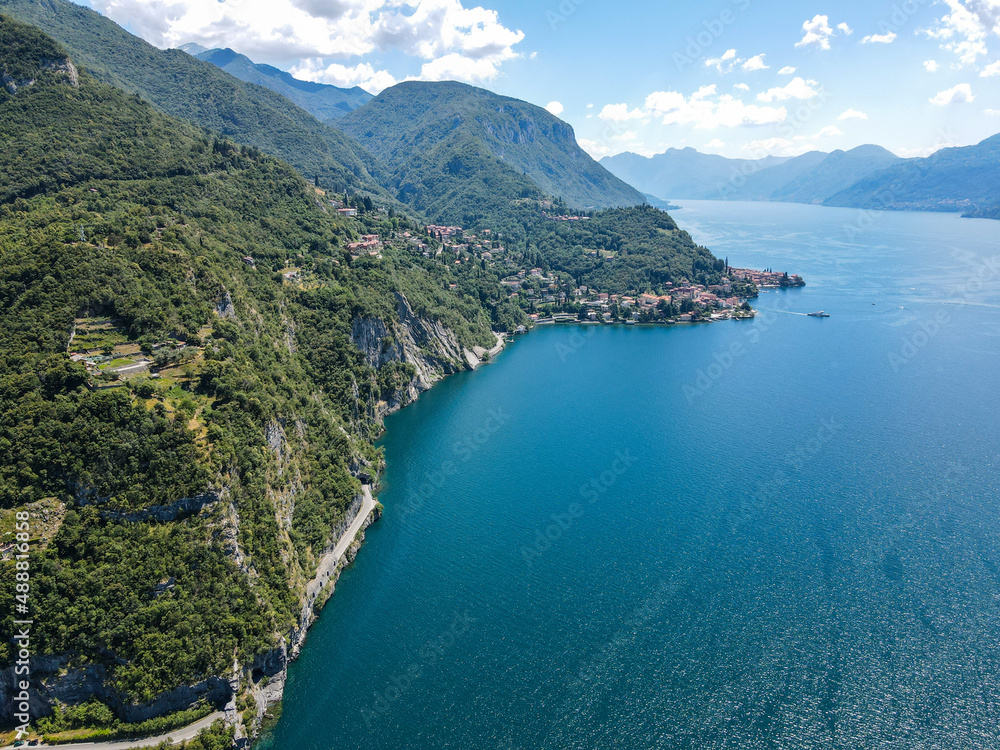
[243,332,509,746]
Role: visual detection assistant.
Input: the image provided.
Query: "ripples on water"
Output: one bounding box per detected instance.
[260,201,1000,750]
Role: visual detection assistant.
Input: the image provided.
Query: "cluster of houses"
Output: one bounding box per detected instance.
[346,234,382,256]
[568,282,743,321]
[728,267,804,288]
[426,224,464,240]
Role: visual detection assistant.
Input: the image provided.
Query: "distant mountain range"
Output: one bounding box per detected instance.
[337,80,646,223]
[602,137,1000,217]
[179,44,372,123]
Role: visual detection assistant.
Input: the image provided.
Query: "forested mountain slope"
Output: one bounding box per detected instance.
[0,0,388,197]
[338,80,646,221]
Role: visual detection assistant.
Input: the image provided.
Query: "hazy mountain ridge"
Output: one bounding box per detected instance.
[184,46,372,122]
[602,139,1000,217]
[602,145,905,204]
[824,134,1000,212]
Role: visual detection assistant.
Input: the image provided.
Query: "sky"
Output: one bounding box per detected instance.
[73,0,1000,160]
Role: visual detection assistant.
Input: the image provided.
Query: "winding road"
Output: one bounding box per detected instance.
[18,711,225,749]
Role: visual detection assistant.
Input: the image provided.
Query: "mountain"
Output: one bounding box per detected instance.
[0,0,387,196]
[600,148,792,201]
[338,80,646,222]
[769,145,902,204]
[602,139,1000,218]
[185,46,372,122]
[0,12,522,740]
[824,134,1000,213]
[601,145,904,204]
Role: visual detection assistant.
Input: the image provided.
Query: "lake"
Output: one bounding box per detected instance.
[258,200,1000,749]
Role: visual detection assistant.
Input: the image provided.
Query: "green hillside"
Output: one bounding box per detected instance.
[0,0,388,197]
[338,80,646,218]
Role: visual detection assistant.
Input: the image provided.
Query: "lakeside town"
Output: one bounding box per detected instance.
[328,198,806,329]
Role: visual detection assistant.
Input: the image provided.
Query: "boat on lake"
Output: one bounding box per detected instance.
[807,311,830,318]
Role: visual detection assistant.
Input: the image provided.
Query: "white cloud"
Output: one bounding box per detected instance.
[577,138,612,159]
[545,100,564,116]
[921,0,997,66]
[704,138,727,150]
[987,107,1000,115]
[813,125,843,138]
[705,48,739,73]
[757,77,820,102]
[837,108,868,120]
[734,83,750,91]
[705,49,770,73]
[598,103,646,122]
[645,86,787,128]
[981,60,1000,75]
[586,103,594,109]
[796,15,852,49]
[291,58,397,92]
[418,52,508,83]
[778,65,797,75]
[924,59,940,71]
[861,31,897,43]
[91,0,525,87]
[929,82,976,104]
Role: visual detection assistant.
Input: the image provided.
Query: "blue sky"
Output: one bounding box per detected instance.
[75,0,1000,159]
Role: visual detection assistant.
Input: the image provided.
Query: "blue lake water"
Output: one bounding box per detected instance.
[259,201,1000,749]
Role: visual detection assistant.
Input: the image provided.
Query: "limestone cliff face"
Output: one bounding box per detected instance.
[350,291,491,419]
[231,502,381,748]
[2,57,79,95]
